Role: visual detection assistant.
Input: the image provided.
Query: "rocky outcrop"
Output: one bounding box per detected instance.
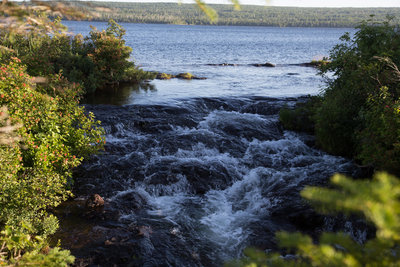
[206,63,238,66]
[251,62,276,67]
[154,72,207,80]
[297,60,330,68]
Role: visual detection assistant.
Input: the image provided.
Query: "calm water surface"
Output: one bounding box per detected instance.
[59,22,362,267]
[64,21,354,104]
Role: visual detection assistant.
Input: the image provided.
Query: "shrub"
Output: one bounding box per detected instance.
[279,96,321,134]
[0,19,154,94]
[315,18,400,160]
[0,58,104,265]
[0,223,74,266]
[231,172,400,266]
[357,85,400,174]
[279,17,400,173]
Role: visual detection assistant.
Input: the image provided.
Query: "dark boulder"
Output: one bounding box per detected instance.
[251,62,276,67]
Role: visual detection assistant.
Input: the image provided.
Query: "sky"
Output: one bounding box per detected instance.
[111,0,400,7]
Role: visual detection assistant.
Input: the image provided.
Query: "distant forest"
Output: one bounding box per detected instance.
[67,2,400,27]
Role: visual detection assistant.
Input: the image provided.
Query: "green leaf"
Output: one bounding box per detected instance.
[195,0,218,23]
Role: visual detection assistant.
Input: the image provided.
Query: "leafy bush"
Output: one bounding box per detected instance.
[0,19,155,94]
[0,3,108,265]
[279,18,400,174]
[231,172,400,266]
[315,18,400,161]
[357,85,400,175]
[279,96,321,134]
[0,223,74,266]
[0,58,104,265]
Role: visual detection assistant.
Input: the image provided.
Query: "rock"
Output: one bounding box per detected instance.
[175,72,206,80]
[263,62,276,67]
[85,194,105,209]
[154,72,206,80]
[176,72,194,79]
[206,63,238,66]
[251,62,276,67]
[156,73,174,80]
[299,60,330,68]
[137,225,153,238]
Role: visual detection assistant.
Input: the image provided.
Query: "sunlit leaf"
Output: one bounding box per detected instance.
[195,0,218,23]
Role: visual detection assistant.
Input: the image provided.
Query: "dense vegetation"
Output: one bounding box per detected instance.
[69,2,400,28]
[233,172,400,267]
[0,57,101,266]
[280,17,400,175]
[266,17,400,267]
[0,19,155,94]
[0,1,151,265]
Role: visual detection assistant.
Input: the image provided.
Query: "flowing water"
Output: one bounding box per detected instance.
[59,22,362,266]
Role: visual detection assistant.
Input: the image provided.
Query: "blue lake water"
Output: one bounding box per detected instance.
[64,21,354,104]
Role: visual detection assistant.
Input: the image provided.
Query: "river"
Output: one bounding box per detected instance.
[57,22,362,266]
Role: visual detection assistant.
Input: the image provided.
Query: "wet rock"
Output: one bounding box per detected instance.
[156,72,173,80]
[176,72,206,80]
[175,161,234,194]
[154,72,207,80]
[297,60,330,68]
[251,62,276,67]
[112,190,148,212]
[353,164,374,179]
[137,226,153,238]
[206,63,238,66]
[85,194,105,209]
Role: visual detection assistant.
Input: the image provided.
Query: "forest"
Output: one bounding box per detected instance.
[67,1,400,27]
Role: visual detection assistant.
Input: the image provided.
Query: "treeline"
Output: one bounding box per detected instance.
[67,2,400,27]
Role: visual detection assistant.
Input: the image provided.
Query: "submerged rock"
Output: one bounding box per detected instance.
[176,72,206,80]
[298,60,330,68]
[154,72,206,80]
[251,62,276,67]
[206,63,239,66]
[156,72,174,80]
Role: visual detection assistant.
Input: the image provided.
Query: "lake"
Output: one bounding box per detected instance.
[64,21,354,104]
[59,22,361,267]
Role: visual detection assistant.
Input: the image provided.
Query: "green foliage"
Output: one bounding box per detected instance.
[0,58,104,265]
[314,18,400,165]
[0,3,110,266]
[0,58,104,226]
[279,96,321,134]
[194,0,218,23]
[356,85,400,175]
[69,2,400,28]
[16,247,75,267]
[314,19,398,157]
[231,172,400,267]
[280,17,400,174]
[0,223,74,266]
[0,19,154,94]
